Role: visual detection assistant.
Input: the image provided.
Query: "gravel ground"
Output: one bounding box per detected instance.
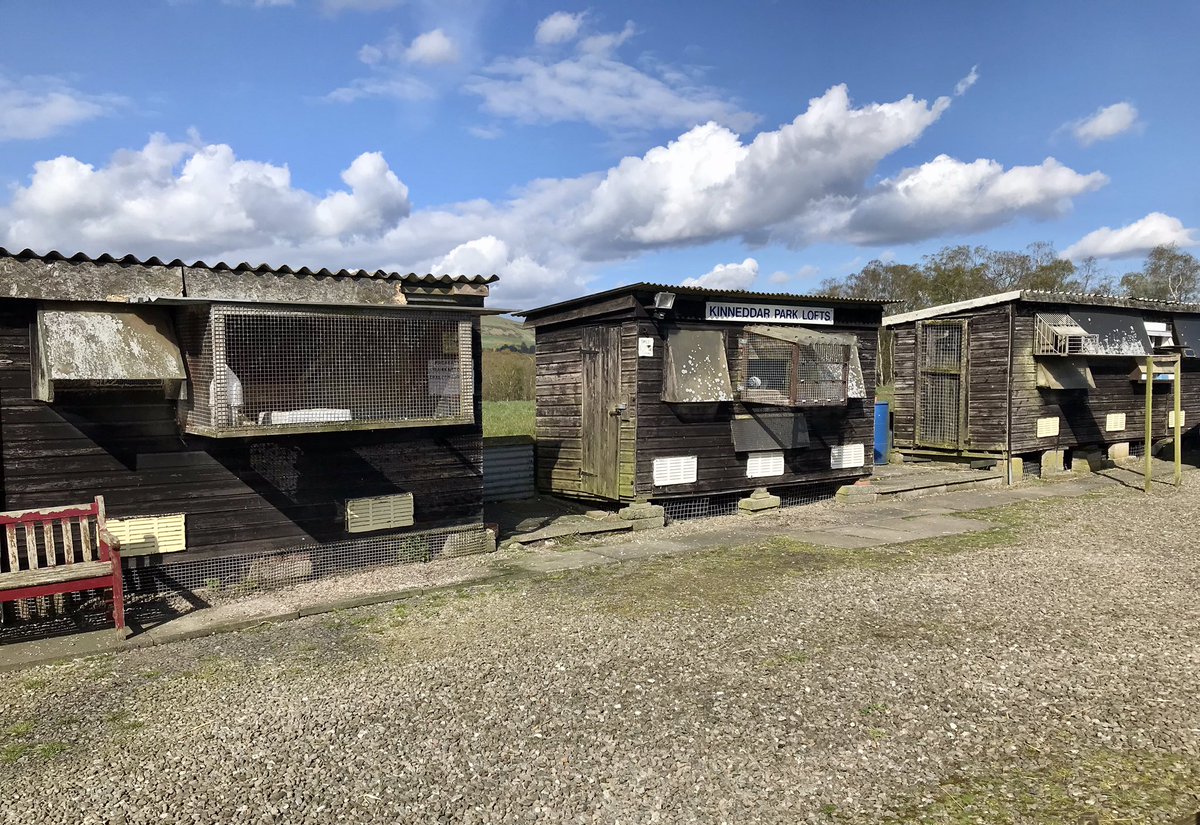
[3,476,1200,824]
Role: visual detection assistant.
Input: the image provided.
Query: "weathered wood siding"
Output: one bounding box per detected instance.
[0,302,484,562]
[633,318,879,499]
[535,324,638,501]
[1009,305,1200,454]
[893,301,1200,457]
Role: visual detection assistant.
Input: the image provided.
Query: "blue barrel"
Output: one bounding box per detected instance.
[873,401,890,465]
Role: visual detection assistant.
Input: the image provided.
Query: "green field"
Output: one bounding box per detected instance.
[482,400,534,438]
[481,315,534,352]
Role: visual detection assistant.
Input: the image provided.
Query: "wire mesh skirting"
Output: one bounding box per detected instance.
[660,494,741,523]
[123,524,490,599]
[774,481,841,508]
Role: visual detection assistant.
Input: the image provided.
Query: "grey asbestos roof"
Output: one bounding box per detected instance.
[0,247,498,286]
[883,289,1200,326]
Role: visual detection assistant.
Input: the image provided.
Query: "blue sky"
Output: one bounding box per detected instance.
[0,0,1196,306]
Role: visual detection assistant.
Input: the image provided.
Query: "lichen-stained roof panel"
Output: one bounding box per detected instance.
[39,303,186,381]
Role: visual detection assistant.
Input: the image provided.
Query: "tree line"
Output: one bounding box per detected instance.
[817,243,1200,315]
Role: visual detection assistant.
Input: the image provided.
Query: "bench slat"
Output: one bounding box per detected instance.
[79,519,93,561]
[62,518,75,565]
[0,561,113,591]
[22,524,37,570]
[5,524,16,572]
[42,521,56,568]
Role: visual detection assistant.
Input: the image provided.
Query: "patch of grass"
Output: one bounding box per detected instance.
[483,400,534,438]
[36,742,70,759]
[860,702,889,717]
[762,650,812,668]
[1,742,32,763]
[5,721,34,738]
[883,746,1200,824]
[105,710,144,733]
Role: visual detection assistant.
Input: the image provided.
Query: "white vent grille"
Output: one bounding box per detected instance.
[653,456,698,486]
[1106,413,1126,432]
[830,444,865,469]
[1169,410,1186,429]
[1036,416,1060,438]
[107,514,186,557]
[746,452,785,478]
[345,493,415,533]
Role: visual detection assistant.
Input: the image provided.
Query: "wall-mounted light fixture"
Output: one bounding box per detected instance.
[653,291,676,319]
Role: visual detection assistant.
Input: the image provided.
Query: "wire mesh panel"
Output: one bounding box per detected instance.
[736,333,850,407]
[1034,313,1098,355]
[179,305,474,436]
[774,481,841,508]
[917,321,966,448]
[660,494,740,523]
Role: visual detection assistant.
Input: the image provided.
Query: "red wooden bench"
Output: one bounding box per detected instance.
[0,496,125,630]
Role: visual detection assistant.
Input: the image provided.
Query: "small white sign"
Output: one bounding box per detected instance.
[705,301,834,325]
[428,359,460,397]
[1105,413,1126,432]
[638,337,655,357]
[1169,410,1186,429]
[830,444,865,469]
[746,451,785,478]
[1036,416,1060,438]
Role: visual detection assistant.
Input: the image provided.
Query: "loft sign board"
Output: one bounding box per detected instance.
[704,301,834,325]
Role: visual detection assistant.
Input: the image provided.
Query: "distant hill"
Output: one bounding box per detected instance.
[481,315,534,352]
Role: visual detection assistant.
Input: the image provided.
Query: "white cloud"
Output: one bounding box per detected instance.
[466,21,756,132]
[406,29,458,65]
[3,134,409,255]
[833,154,1107,245]
[1062,212,1198,260]
[535,11,585,45]
[468,124,504,140]
[325,75,434,103]
[682,257,758,290]
[0,74,125,141]
[954,65,979,96]
[768,264,819,286]
[1069,102,1140,146]
[0,84,1108,306]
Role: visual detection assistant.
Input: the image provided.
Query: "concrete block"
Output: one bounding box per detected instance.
[836,484,879,504]
[738,488,781,513]
[618,503,664,521]
[1006,457,1024,484]
[628,516,665,531]
[1041,449,1066,475]
[1107,441,1130,462]
[1071,447,1113,475]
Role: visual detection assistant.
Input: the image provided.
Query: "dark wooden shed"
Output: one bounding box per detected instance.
[884,290,1200,465]
[520,284,888,505]
[0,247,499,597]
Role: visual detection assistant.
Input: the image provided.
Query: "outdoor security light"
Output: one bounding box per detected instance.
[653,291,676,311]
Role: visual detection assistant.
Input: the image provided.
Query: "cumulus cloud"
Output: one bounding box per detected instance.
[682,258,759,290]
[954,65,979,96]
[768,264,819,286]
[406,29,458,65]
[0,74,125,141]
[0,84,1108,305]
[535,11,585,45]
[466,20,756,132]
[1062,212,1198,260]
[833,155,1107,245]
[1069,102,1140,146]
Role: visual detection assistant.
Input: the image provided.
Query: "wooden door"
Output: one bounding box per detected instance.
[915,320,968,449]
[580,326,621,499]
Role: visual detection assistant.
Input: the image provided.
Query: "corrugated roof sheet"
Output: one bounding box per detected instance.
[520,281,892,318]
[884,289,1200,326]
[0,247,498,286]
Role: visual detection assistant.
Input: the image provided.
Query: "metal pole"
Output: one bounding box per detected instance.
[1175,355,1182,487]
[1144,354,1153,494]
